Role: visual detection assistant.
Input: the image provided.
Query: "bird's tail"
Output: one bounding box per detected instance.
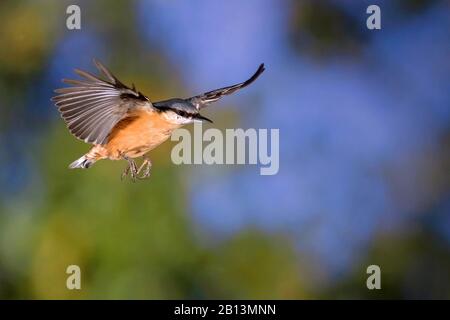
[69,155,96,169]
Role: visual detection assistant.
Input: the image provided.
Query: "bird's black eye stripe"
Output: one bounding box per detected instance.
[174,110,194,118]
[176,110,186,117]
[156,106,195,118]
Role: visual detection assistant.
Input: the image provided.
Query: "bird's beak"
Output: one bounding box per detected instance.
[193,114,213,123]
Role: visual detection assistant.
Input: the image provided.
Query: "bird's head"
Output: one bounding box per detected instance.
[155,99,213,125]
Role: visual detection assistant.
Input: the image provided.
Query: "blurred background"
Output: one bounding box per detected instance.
[0,0,449,299]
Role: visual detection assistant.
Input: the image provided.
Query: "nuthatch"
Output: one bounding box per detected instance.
[52,59,265,180]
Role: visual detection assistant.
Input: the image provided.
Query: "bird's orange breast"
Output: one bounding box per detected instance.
[103,109,180,159]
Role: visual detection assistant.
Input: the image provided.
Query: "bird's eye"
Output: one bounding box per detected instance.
[176,111,188,119]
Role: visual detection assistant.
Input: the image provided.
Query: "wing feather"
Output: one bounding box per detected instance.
[52,59,153,145]
[188,63,265,110]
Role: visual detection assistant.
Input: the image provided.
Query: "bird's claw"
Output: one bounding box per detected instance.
[137,159,152,180]
[121,158,138,182]
[121,156,151,181]
[121,166,129,181]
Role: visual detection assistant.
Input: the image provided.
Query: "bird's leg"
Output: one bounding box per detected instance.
[121,164,129,180]
[137,156,152,179]
[121,155,138,181]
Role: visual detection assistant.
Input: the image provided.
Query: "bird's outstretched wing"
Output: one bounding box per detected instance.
[52,59,152,145]
[188,64,265,110]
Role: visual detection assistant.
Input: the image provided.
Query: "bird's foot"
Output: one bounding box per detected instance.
[121,157,138,182]
[137,157,152,180]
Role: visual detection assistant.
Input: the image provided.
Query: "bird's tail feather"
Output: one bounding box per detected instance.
[69,155,95,169]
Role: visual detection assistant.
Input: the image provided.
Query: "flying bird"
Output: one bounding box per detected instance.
[52,59,265,180]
